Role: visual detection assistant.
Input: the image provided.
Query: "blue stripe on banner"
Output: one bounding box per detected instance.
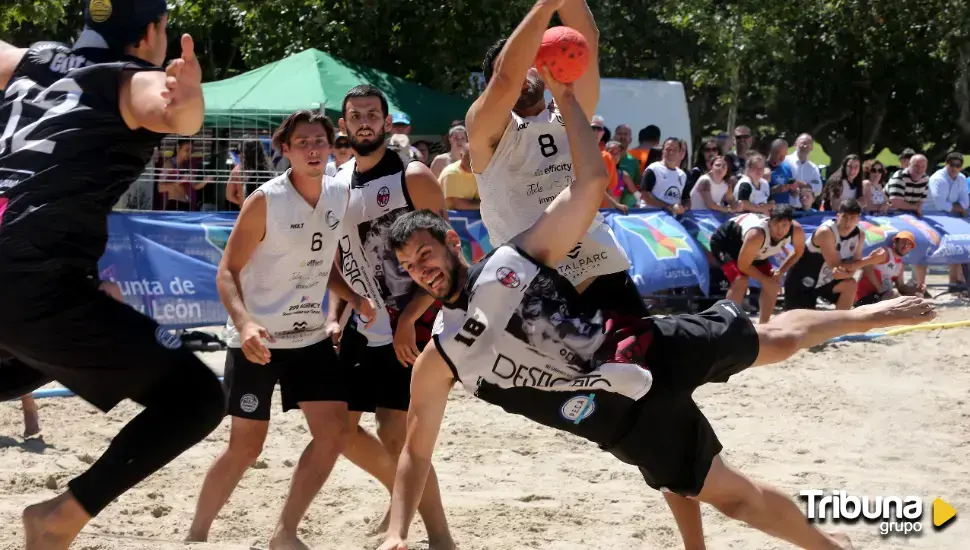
[96,210,970,328]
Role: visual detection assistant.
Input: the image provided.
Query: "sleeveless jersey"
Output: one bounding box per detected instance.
[789,218,862,289]
[688,175,728,211]
[434,245,654,446]
[644,162,687,206]
[734,176,771,205]
[225,172,348,349]
[334,153,440,346]
[473,108,631,286]
[711,213,793,263]
[874,247,904,288]
[0,42,164,274]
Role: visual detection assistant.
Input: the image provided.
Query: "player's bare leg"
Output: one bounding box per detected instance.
[752,295,934,366]
[23,491,90,550]
[662,492,706,550]
[21,394,40,438]
[833,279,857,310]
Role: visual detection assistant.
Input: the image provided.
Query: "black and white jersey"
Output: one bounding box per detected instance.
[787,218,862,289]
[709,213,793,263]
[0,42,164,273]
[433,245,654,447]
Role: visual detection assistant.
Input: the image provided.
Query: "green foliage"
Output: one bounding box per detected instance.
[4,0,970,164]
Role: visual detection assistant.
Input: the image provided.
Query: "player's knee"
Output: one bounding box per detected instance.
[376,412,407,455]
[306,406,351,455]
[227,434,265,465]
[712,491,757,522]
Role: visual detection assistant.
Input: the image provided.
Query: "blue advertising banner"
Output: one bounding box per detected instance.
[98,210,970,329]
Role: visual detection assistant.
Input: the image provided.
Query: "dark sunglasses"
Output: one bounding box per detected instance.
[704,146,719,152]
[591,125,604,131]
[735,134,751,139]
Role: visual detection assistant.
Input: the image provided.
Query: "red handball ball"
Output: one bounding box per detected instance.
[535,26,589,84]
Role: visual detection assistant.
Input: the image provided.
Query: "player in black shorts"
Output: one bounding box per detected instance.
[375,67,936,550]
[0,3,225,548]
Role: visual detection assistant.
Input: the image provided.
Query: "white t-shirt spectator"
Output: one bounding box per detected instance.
[734,176,771,205]
[785,154,823,206]
[926,168,969,213]
[689,174,729,211]
[642,161,687,206]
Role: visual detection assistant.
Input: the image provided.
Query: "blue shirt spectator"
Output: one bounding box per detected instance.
[926,152,969,215]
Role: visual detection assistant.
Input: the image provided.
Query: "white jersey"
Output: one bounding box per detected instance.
[804,218,863,288]
[688,174,729,210]
[226,171,349,349]
[644,162,687,206]
[734,176,771,205]
[735,213,792,260]
[474,108,631,287]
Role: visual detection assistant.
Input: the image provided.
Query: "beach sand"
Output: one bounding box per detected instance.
[0,305,967,549]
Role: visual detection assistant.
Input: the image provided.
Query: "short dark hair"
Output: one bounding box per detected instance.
[769,203,795,223]
[899,148,917,160]
[342,85,389,119]
[639,125,661,143]
[662,137,680,149]
[272,110,335,150]
[838,198,863,215]
[482,39,508,84]
[388,209,452,251]
[945,151,964,164]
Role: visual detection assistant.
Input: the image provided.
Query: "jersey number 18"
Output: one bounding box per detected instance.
[454,317,486,346]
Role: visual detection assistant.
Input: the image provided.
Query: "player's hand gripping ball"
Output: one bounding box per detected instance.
[535,26,589,83]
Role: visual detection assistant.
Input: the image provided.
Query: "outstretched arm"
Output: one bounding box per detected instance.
[382,344,455,548]
[466,0,562,169]
[557,0,599,116]
[119,34,204,135]
[514,67,608,268]
[0,39,27,90]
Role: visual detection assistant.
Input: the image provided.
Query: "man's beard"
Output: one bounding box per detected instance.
[431,251,464,301]
[513,75,546,113]
[349,128,387,156]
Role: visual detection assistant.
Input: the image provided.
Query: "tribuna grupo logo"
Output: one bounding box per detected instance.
[799,489,957,536]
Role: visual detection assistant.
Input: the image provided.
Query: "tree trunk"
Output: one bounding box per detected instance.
[954,41,970,136]
[725,61,740,136]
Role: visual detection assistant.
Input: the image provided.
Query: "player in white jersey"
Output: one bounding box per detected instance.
[855,231,924,305]
[376,69,936,550]
[187,111,378,549]
[709,206,806,323]
[466,0,643,321]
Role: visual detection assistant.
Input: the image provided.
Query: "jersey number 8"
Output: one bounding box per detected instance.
[454,317,486,346]
[538,134,558,158]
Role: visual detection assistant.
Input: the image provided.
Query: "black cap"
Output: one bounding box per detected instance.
[85,0,168,50]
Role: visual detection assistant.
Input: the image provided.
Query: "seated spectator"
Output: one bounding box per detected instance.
[855,231,925,306]
[783,199,887,311]
[785,134,824,206]
[688,156,738,212]
[628,125,662,175]
[765,138,798,204]
[605,140,639,208]
[886,153,929,215]
[898,147,916,170]
[862,159,889,213]
[439,144,480,211]
[686,138,720,201]
[709,205,805,323]
[821,154,863,211]
[640,137,687,216]
[734,152,773,214]
[325,131,354,177]
[430,125,467,177]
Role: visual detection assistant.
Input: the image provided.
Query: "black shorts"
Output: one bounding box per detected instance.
[338,324,419,413]
[580,270,648,318]
[783,279,841,310]
[606,300,760,497]
[0,272,220,412]
[224,338,345,421]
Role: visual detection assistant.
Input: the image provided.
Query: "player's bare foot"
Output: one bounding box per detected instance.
[184,531,207,543]
[856,295,936,327]
[21,396,41,438]
[23,492,90,550]
[828,530,854,549]
[366,508,391,537]
[268,528,311,550]
[427,533,457,550]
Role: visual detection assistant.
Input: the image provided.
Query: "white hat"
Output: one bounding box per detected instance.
[591,115,606,127]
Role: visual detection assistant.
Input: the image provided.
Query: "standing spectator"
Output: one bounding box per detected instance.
[640,137,687,216]
[599,143,627,213]
[822,154,863,211]
[612,125,644,185]
[766,138,797,204]
[688,156,737,212]
[886,154,929,215]
[412,140,431,165]
[898,148,916,170]
[430,125,468,177]
[438,144,480,211]
[685,139,721,203]
[591,115,607,149]
[862,159,889,213]
[226,140,272,208]
[605,140,639,208]
[785,133,824,206]
[734,152,773,214]
[628,125,662,175]
[725,125,753,179]
[926,151,969,288]
[390,112,420,158]
[325,131,354,177]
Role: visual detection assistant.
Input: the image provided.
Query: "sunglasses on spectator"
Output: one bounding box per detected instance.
[735,134,751,139]
[335,140,350,149]
[591,125,604,131]
[704,146,719,152]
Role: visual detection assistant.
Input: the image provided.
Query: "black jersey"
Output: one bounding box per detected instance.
[0,42,164,273]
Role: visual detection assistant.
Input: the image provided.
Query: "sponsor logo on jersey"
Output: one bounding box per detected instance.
[295,280,320,290]
[154,326,182,350]
[560,394,596,424]
[566,244,582,259]
[292,321,308,330]
[377,186,391,207]
[290,223,304,229]
[664,187,682,200]
[326,210,339,230]
[283,296,321,316]
[533,163,572,177]
[616,215,693,260]
[516,121,530,131]
[49,52,90,74]
[300,259,325,268]
[496,267,520,289]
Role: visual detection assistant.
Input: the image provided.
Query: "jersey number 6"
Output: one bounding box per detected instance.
[310,232,323,251]
[454,317,486,346]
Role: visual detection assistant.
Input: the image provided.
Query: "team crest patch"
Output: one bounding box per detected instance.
[561,394,595,424]
[89,0,112,22]
[495,267,520,288]
[239,394,259,414]
[377,186,391,207]
[154,326,182,350]
[326,209,339,230]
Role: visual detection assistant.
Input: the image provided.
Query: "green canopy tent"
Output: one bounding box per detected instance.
[202,49,472,135]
